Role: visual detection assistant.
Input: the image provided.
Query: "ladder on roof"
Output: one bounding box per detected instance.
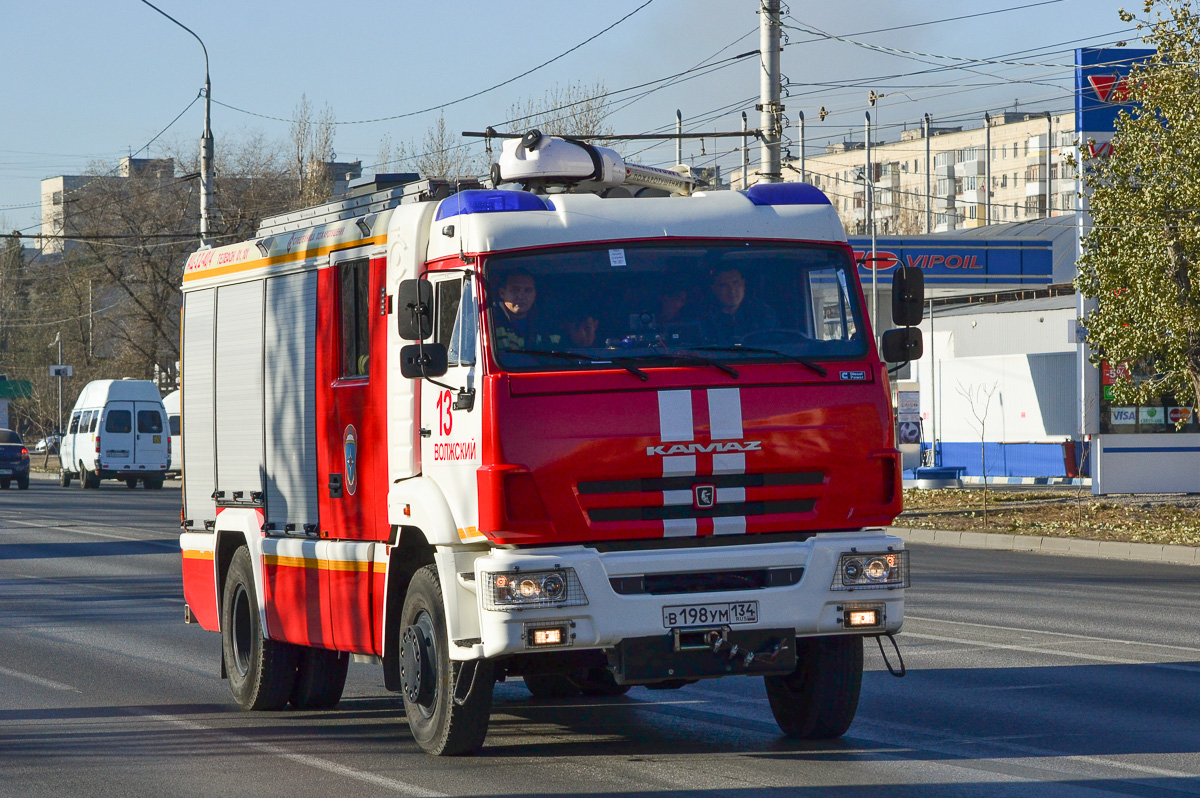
[255,177,481,237]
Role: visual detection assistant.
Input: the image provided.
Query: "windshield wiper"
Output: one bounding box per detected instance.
[686,345,828,377]
[633,352,739,379]
[504,348,649,381]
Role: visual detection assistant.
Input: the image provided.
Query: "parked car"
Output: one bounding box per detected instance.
[59,379,169,489]
[32,435,60,454]
[0,428,31,490]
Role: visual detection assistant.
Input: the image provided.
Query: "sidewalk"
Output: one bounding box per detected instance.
[891,526,1200,566]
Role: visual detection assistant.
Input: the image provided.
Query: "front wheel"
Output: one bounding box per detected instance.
[765,635,863,740]
[399,565,494,755]
[59,469,72,488]
[221,546,298,710]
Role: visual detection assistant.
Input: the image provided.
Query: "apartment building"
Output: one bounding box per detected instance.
[739,110,1079,235]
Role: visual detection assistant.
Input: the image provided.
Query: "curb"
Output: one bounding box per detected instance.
[960,476,1090,486]
[891,526,1200,566]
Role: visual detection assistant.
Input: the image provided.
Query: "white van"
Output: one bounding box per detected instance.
[59,379,169,489]
[163,389,181,477]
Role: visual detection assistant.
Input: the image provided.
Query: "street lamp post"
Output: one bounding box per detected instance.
[139,0,215,247]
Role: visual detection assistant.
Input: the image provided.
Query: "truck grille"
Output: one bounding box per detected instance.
[578,471,822,525]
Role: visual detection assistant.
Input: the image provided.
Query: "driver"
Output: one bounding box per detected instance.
[492,270,561,350]
[702,267,776,344]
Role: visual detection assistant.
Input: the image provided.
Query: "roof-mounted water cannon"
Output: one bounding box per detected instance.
[490,129,699,197]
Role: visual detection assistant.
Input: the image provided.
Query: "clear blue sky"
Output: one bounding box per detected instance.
[0,0,1137,234]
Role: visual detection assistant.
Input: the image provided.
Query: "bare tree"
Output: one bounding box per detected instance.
[290,94,337,207]
[411,114,482,181]
[505,81,613,138]
[956,380,998,527]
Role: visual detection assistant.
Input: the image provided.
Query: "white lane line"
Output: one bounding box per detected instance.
[907,614,1200,655]
[0,664,79,692]
[858,718,1200,781]
[904,631,1200,672]
[126,708,444,796]
[6,519,172,544]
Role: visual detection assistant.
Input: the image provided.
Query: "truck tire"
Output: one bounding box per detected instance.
[573,668,631,697]
[59,469,72,487]
[145,476,164,490]
[765,635,863,740]
[398,565,494,755]
[125,477,138,489]
[290,647,349,709]
[221,547,299,711]
[523,672,580,699]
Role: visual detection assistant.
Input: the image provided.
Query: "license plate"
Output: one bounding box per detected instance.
[662,601,758,628]
[0,469,11,476]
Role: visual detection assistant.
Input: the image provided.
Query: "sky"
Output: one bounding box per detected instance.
[0,0,1141,235]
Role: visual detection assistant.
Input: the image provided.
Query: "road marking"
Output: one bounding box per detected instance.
[126,708,444,796]
[904,631,1200,672]
[908,614,1200,654]
[0,664,79,691]
[6,519,171,543]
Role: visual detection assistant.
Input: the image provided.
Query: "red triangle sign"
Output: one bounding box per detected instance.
[1088,74,1119,102]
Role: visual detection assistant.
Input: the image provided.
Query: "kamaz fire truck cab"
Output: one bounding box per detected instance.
[179,132,923,756]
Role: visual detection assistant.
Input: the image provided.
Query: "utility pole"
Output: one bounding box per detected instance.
[924,113,933,233]
[758,0,782,183]
[676,110,683,166]
[1045,111,1053,220]
[984,112,992,225]
[741,112,750,188]
[797,111,806,182]
[865,111,877,338]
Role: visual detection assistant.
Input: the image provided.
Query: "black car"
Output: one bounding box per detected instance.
[0,428,31,490]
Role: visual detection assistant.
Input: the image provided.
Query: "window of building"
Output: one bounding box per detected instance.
[339,258,371,379]
[1012,143,1018,158]
[1001,174,1008,189]
[1002,205,1008,220]
[969,205,977,220]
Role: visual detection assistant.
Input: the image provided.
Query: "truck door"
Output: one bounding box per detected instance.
[134,403,168,466]
[101,402,137,468]
[316,253,388,542]
[419,274,483,540]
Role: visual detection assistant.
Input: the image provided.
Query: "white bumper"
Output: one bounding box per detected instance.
[469,530,905,660]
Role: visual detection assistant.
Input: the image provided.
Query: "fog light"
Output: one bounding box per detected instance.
[842,603,884,628]
[524,622,572,648]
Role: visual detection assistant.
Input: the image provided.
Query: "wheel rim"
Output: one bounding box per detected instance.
[399,610,438,718]
[230,583,253,677]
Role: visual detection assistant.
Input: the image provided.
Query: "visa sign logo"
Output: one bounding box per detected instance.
[1109,407,1136,424]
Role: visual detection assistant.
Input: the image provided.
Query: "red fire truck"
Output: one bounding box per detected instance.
[179,132,923,755]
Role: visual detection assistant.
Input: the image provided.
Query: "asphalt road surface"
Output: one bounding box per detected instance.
[2,471,1199,797]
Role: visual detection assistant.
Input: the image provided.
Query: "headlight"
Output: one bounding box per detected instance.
[482,568,587,611]
[831,550,908,590]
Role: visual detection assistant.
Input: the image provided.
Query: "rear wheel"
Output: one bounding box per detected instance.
[290,647,349,709]
[16,475,29,490]
[145,476,164,490]
[765,635,863,740]
[59,469,72,488]
[399,565,494,755]
[125,477,138,489]
[221,547,298,710]
[522,672,580,699]
[0,479,9,490]
[573,668,630,697]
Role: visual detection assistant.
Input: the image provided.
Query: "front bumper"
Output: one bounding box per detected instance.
[470,530,906,661]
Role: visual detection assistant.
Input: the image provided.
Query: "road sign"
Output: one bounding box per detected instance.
[49,365,74,378]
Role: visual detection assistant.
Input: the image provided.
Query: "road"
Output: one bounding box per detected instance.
[2,471,1199,797]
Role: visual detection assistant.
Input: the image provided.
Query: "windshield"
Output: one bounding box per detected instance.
[486,241,865,372]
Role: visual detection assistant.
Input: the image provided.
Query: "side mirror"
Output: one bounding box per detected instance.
[400,343,448,379]
[892,266,925,327]
[881,327,923,363]
[397,279,433,340]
